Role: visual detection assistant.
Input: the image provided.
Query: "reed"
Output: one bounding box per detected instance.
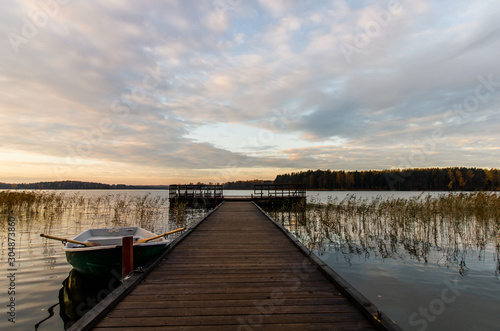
[134,194,166,225]
[270,192,500,274]
[169,200,188,224]
[1,191,185,231]
[0,190,68,217]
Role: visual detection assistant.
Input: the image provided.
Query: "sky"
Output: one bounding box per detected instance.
[1,0,499,185]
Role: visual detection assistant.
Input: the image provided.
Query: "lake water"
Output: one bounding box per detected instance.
[1,190,499,330]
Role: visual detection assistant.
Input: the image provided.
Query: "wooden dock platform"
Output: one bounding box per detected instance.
[73,201,399,330]
[169,184,306,208]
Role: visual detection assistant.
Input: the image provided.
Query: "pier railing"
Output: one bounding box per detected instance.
[253,184,306,198]
[169,184,223,199]
[169,184,306,207]
[169,185,223,206]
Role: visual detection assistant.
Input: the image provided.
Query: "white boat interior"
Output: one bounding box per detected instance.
[66,227,165,248]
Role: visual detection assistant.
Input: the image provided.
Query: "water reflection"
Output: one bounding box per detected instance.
[58,268,122,329]
[34,303,59,330]
[268,193,500,277]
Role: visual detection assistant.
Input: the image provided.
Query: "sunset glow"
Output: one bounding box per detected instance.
[1,1,499,184]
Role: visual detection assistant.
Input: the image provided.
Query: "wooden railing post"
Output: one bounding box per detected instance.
[122,236,133,280]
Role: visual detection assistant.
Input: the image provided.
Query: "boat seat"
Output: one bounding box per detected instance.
[86,236,141,246]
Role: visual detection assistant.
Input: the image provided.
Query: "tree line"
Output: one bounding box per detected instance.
[273,168,500,191]
[2,168,499,191]
[223,180,273,190]
[0,180,169,190]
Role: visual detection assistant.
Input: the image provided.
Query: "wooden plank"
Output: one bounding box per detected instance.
[96,313,368,327]
[143,275,327,283]
[113,297,348,308]
[95,323,374,331]
[107,304,360,318]
[124,292,345,301]
[129,286,343,296]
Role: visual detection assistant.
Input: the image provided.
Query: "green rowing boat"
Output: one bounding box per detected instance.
[62,227,168,278]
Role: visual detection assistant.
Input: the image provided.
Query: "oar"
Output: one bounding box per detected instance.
[135,227,185,244]
[40,234,100,247]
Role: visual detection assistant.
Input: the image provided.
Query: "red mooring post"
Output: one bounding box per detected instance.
[122,236,134,280]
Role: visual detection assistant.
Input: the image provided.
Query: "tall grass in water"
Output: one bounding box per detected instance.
[169,200,188,224]
[0,191,175,232]
[106,193,170,229]
[270,192,500,276]
[0,191,67,218]
[0,190,217,238]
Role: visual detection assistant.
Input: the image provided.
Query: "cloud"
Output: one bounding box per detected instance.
[1,0,499,184]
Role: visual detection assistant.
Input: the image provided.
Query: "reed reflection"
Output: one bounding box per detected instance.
[269,192,500,276]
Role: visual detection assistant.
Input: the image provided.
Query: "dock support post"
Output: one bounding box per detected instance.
[122,236,133,280]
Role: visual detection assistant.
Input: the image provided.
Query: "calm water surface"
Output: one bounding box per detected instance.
[1,190,499,330]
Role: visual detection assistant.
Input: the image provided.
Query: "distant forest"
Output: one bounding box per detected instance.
[0,180,168,190]
[223,180,273,190]
[2,168,499,191]
[274,168,500,191]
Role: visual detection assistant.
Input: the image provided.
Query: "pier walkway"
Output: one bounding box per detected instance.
[79,201,398,330]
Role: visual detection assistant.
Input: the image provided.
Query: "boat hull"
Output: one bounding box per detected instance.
[65,242,167,278]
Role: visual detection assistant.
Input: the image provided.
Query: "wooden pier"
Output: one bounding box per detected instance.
[169,184,306,208]
[252,184,306,208]
[169,184,224,207]
[72,201,400,330]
